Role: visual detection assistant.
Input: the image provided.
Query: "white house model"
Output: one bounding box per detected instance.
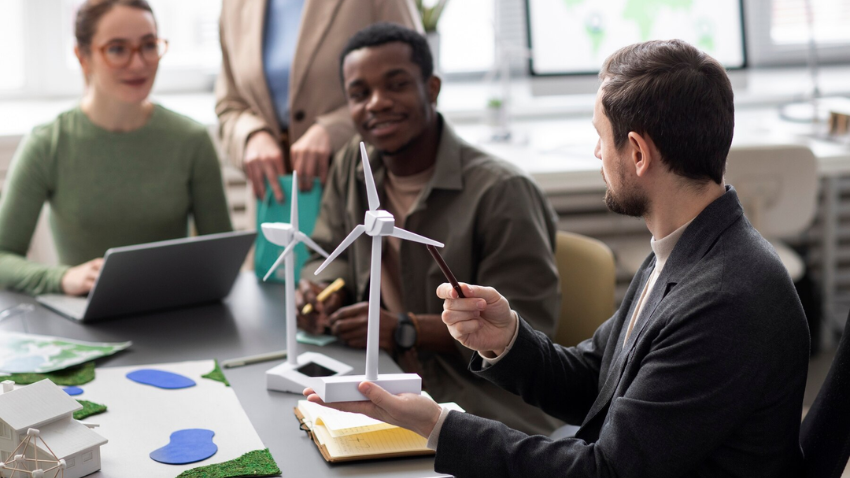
[0,380,107,478]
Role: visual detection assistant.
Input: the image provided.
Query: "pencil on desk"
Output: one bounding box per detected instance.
[221,350,287,368]
[301,278,345,315]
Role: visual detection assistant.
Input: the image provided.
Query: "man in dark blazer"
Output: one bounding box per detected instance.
[305,39,811,477]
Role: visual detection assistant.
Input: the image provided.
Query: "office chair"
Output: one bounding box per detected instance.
[613,144,818,282]
[553,231,616,348]
[800,309,850,478]
[550,231,615,441]
[725,144,818,282]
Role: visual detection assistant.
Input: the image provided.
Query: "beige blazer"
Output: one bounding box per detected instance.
[215,0,422,168]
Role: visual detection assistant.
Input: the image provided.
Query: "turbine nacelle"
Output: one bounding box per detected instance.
[364,210,395,236]
[261,223,295,247]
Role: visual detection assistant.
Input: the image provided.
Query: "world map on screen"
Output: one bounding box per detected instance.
[528,0,745,74]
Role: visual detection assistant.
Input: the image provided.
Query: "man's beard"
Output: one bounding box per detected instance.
[377,135,417,157]
[602,167,648,218]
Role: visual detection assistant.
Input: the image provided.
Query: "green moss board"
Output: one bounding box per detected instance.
[6,361,95,386]
[201,360,230,387]
[74,400,107,420]
[176,448,280,478]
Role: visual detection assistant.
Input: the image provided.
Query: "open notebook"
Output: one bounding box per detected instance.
[294,398,464,462]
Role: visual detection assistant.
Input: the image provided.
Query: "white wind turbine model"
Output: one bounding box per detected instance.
[262,171,353,394]
[312,142,444,402]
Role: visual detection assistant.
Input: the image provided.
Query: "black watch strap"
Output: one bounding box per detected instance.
[395,312,417,351]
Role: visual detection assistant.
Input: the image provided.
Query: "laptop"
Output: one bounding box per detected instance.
[37,231,256,322]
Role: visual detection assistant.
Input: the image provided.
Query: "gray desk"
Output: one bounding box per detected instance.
[0,273,443,477]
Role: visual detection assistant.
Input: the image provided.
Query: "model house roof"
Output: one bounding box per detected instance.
[37,417,108,458]
[0,379,82,432]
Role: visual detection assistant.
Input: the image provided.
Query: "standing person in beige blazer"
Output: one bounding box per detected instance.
[216,0,422,202]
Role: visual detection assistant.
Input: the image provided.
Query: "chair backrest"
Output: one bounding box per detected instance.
[554,231,616,347]
[800,311,850,478]
[725,144,818,238]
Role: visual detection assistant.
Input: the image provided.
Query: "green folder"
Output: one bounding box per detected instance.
[255,176,322,284]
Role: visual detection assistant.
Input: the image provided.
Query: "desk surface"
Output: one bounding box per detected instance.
[0,273,442,478]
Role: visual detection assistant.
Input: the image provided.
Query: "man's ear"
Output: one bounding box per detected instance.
[427,75,441,105]
[627,131,656,178]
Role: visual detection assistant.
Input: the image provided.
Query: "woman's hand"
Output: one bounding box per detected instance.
[290,123,331,191]
[61,258,104,296]
[244,130,286,202]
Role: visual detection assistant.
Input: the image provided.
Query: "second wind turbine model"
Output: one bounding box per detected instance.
[312,142,444,402]
[262,171,352,394]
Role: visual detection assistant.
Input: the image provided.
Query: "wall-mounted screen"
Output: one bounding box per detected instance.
[525,0,746,76]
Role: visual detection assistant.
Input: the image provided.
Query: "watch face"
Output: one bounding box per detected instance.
[395,322,417,349]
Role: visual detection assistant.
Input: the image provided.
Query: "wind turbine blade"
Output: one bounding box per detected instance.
[360,142,380,211]
[296,231,329,258]
[390,227,444,248]
[290,171,299,232]
[263,241,298,282]
[314,225,365,275]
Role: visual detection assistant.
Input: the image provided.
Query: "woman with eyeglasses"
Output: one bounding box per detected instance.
[0,0,232,296]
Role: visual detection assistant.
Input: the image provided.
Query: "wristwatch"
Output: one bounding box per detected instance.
[394,312,418,351]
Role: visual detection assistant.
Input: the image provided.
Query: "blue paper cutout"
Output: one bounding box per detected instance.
[149,428,217,465]
[126,369,196,389]
[64,386,83,396]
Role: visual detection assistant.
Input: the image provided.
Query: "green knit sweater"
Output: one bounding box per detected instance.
[0,105,233,295]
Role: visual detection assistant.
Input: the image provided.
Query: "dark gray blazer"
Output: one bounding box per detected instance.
[434,186,810,478]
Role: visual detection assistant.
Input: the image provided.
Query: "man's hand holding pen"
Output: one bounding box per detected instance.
[436,282,517,358]
[295,279,346,335]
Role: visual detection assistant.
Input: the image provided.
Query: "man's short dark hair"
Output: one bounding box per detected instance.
[339,23,433,83]
[599,40,734,185]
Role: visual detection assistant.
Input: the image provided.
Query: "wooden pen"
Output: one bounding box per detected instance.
[426,245,465,298]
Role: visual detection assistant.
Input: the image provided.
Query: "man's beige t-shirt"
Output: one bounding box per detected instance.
[381,165,436,313]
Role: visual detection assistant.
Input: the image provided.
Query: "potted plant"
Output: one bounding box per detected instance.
[417,0,449,72]
[486,97,510,141]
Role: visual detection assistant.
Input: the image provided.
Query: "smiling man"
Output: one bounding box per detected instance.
[297,23,563,435]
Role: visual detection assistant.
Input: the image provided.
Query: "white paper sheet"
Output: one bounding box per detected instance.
[74,360,265,478]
